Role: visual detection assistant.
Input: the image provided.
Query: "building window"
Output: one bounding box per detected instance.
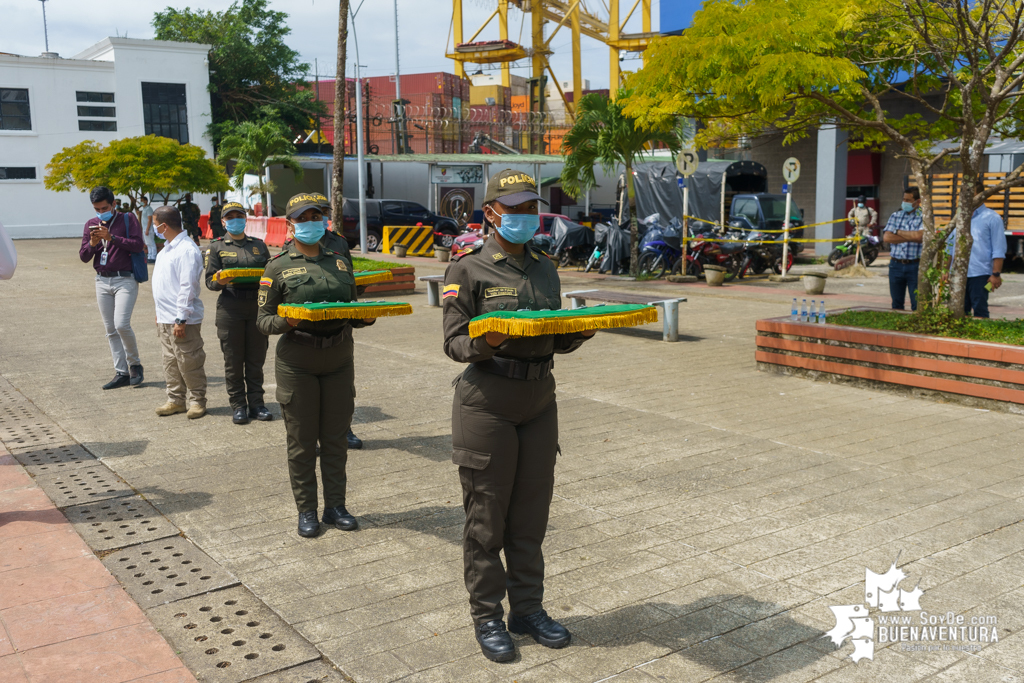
[142,82,188,144]
[79,120,117,132]
[77,106,116,118]
[0,88,31,130]
[0,167,37,180]
[76,91,114,103]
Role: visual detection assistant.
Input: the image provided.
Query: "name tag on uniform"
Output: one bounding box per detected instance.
[484,287,517,298]
[282,267,307,278]
[219,251,236,258]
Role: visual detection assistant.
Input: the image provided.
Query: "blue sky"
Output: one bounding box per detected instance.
[2,0,663,89]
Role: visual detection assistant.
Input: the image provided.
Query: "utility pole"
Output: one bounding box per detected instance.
[393,0,406,154]
[331,0,349,235]
[350,1,369,254]
[39,0,50,53]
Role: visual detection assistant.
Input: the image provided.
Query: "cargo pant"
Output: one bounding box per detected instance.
[275,332,355,513]
[452,363,558,625]
[157,323,207,408]
[216,293,269,410]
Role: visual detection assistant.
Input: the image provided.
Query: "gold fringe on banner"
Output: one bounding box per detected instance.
[277,303,413,321]
[353,270,395,286]
[215,268,265,283]
[468,307,659,338]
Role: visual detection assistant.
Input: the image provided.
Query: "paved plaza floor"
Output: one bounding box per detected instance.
[2,239,1024,682]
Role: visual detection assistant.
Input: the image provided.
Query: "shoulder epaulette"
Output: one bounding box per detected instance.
[270,251,287,260]
[452,244,482,261]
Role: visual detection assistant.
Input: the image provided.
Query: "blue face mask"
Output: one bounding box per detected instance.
[322,218,331,231]
[96,210,113,222]
[901,202,915,213]
[293,220,326,245]
[857,203,865,208]
[224,218,247,235]
[495,212,540,244]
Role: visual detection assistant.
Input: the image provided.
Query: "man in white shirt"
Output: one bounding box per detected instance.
[140,196,157,263]
[152,206,207,419]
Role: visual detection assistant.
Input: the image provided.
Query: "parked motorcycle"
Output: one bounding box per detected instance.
[738,230,793,278]
[828,233,880,266]
[675,225,746,280]
[637,234,683,278]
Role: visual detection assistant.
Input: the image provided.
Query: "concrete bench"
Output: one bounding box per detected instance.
[563,289,686,342]
[420,275,447,306]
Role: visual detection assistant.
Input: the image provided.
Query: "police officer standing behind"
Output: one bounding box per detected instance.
[209,197,225,239]
[205,202,273,424]
[257,193,375,538]
[443,170,595,662]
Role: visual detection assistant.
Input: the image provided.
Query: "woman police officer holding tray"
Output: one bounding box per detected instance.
[204,202,274,425]
[257,193,375,538]
[442,169,595,662]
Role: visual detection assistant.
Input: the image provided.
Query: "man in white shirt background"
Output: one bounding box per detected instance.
[152,206,207,419]
[140,196,157,263]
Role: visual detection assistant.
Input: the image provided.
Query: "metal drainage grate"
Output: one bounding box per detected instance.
[244,660,352,682]
[149,586,320,683]
[1,419,70,452]
[0,400,44,428]
[34,467,134,508]
[12,443,97,474]
[102,537,239,609]
[63,495,179,551]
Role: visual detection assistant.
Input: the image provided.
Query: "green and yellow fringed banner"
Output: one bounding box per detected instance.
[468,304,658,338]
[278,301,413,321]
[214,267,265,284]
[353,270,394,286]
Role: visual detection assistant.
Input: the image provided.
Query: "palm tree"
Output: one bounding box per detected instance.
[560,93,679,275]
[217,120,303,215]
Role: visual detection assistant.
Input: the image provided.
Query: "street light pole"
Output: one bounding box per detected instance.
[350,1,368,254]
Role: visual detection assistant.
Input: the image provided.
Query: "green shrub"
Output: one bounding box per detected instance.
[830,308,1024,346]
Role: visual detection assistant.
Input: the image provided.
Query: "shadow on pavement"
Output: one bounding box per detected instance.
[365,434,452,462]
[0,508,68,528]
[565,596,829,682]
[353,405,398,424]
[135,486,215,514]
[83,439,150,459]
[601,327,704,343]
[362,503,464,544]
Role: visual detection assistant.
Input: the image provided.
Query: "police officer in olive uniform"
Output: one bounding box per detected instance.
[443,169,595,662]
[281,193,364,450]
[209,197,224,239]
[205,201,273,424]
[257,193,375,538]
[180,194,202,244]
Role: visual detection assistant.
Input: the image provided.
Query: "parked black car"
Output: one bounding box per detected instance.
[341,199,461,251]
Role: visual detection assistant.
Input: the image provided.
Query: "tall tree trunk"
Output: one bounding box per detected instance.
[626,160,639,276]
[947,170,978,317]
[331,0,349,239]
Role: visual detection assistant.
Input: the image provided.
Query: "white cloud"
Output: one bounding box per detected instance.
[2,0,658,90]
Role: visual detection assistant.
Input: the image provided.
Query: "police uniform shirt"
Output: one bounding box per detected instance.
[205,236,272,291]
[442,236,587,363]
[256,245,360,337]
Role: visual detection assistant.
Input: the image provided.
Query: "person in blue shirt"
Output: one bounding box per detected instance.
[882,188,925,311]
[947,181,1006,318]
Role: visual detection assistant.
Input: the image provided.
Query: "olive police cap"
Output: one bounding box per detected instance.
[483,169,549,207]
[285,193,325,219]
[221,201,246,217]
[313,193,331,210]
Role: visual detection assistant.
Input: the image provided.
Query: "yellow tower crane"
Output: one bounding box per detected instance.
[448,0,654,119]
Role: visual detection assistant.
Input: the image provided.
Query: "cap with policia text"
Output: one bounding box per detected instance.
[483,169,549,207]
[285,193,325,219]
[221,201,245,217]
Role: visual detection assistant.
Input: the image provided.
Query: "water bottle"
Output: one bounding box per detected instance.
[800,299,808,322]
[809,300,816,322]
[818,300,827,324]
[791,297,798,321]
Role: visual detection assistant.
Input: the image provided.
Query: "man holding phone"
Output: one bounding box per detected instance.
[79,186,146,389]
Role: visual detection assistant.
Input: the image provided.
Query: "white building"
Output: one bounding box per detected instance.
[0,38,214,239]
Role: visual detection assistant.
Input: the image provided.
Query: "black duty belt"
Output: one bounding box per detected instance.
[287,328,347,349]
[97,270,133,278]
[474,356,554,381]
[892,258,920,264]
[222,288,259,300]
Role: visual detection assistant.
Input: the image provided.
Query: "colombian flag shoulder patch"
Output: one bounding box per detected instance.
[442,284,460,299]
[259,277,273,287]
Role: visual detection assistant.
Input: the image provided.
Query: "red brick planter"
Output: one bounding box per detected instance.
[363,267,415,296]
[756,311,1024,413]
